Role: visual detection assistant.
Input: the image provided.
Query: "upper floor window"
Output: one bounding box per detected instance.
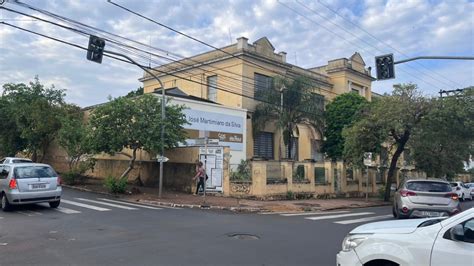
[254,73,272,100]
[207,75,217,102]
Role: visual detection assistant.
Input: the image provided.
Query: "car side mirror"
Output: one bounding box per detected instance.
[449,224,464,241]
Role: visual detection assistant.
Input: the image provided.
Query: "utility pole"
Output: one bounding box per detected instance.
[85,35,167,198]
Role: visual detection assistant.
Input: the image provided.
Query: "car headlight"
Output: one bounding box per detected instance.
[342,234,371,252]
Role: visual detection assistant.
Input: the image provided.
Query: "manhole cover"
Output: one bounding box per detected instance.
[227,233,260,240]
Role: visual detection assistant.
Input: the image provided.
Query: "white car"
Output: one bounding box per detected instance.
[337,208,474,266]
[451,181,472,201]
[466,183,474,197]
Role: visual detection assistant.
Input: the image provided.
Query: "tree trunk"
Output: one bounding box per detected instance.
[120,148,137,180]
[32,150,38,163]
[384,130,410,202]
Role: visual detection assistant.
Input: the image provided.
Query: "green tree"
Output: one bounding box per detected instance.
[1,77,65,161]
[87,94,188,179]
[343,84,431,201]
[411,88,474,179]
[57,104,93,173]
[125,87,144,98]
[252,76,325,159]
[323,93,368,160]
[0,96,25,157]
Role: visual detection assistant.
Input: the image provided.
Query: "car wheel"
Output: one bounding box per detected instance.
[1,193,12,212]
[49,200,60,208]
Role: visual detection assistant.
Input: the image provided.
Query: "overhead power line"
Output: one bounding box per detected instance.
[315,0,463,88]
[0,21,324,118]
[277,1,447,91]
[296,0,462,89]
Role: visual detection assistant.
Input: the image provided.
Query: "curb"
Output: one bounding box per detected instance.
[64,185,264,213]
[63,185,390,213]
[137,199,264,213]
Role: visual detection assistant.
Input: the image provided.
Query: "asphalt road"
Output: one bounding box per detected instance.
[1,188,473,265]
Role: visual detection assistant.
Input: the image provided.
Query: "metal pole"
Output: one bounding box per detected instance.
[394,56,474,65]
[204,136,207,200]
[366,165,369,202]
[104,50,166,198]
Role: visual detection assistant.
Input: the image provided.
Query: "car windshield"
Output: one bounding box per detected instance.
[14,166,57,179]
[12,159,32,163]
[406,181,451,192]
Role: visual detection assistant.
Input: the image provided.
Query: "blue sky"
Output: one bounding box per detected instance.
[1,0,473,107]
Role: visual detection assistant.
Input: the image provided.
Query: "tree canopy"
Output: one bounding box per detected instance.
[343,84,431,201]
[87,93,188,179]
[0,77,66,161]
[323,92,368,160]
[410,88,474,179]
[252,76,325,159]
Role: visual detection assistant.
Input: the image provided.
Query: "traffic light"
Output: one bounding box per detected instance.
[86,35,106,64]
[375,54,395,80]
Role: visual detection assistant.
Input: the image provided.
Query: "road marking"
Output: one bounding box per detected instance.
[76,198,138,210]
[16,210,42,216]
[97,198,162,210]
[335,214,393,225]
[305,212,375,221]
[54,207,81,214]
[280,211,349,216]
[61,199,110,211]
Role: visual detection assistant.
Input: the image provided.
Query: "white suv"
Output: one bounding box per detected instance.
[337,208,473,266]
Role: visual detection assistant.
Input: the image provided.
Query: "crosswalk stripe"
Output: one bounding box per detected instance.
[61,199,110,211]
[54,206,81,214]
[76,198,138,210]
[305,212,375,221]
[335,214,393,225]
[281,211,349,216]
[97,198,162,210]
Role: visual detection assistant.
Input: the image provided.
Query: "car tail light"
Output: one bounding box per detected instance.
[400,189,417,197]
[402,207,409,213]
[8,179,17,189]
[445,193,459,200]
[57,176,62,186]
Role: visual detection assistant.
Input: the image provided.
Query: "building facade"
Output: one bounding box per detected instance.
[140,37,375,164]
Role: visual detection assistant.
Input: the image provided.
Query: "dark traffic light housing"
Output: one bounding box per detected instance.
[87,35,105,64]
[375,54,395,80]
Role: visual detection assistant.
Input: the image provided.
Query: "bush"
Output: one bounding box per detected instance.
[104,176,127,194]
[293,165,305,181]
[62,170,85,185]
[230,160,251,181]
[286,190,295,200]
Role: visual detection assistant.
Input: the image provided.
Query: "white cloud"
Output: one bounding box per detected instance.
[1,0,473,106]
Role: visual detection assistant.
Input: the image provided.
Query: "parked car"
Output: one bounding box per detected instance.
[393,179,460,219]
[451,181,472,201]
[466,183,474,197]
[0,163,62,211]
[0,157,33,164]
[337,208,474,266]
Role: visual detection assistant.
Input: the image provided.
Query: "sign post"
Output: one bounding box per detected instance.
[363,152,373,202]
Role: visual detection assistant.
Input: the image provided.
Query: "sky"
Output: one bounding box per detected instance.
[0,0,473,107]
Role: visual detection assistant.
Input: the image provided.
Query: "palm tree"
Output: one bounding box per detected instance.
[252,76,325,160]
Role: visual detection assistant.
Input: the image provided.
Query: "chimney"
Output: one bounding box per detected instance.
[278,51,287,63]
[237,37,248,50]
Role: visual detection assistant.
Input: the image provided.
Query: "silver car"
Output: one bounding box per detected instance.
[0,157,33,164]
[392,179,461,219]
[0,163,62,211]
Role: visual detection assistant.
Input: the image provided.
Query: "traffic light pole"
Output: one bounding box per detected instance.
[394,56,474,65]
[103,50,166,198]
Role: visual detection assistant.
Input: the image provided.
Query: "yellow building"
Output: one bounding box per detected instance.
[140,37,375,164]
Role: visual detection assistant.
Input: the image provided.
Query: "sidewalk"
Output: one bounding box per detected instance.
[65,179,391,213]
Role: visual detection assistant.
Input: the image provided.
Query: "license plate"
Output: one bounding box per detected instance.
[31,184,46,189]
[421,211,440,217]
